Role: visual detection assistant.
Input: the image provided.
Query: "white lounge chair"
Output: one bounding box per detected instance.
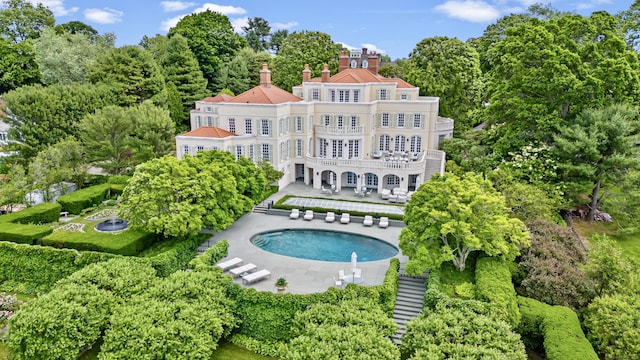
[303,209,314,220]
[338,269,345,281]
[216,257,243,271]
[340,213,350,224]
[354,268,362,281]
[333,276,344,287]
[242,269,271,284]
[379,217,389,229]
[325,211,335,223]
[363,215,373,226]
[380,188,391,200]
[289,208,300,219]
[230,263,257,278]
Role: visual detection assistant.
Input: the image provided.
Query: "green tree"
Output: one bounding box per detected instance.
[553,104,640,221]
[129,101,176,163]
[165,81,186,131]
[89,45,167,107]
[269,29,288,54]
[403,37,483,129]
[0,37,40,93]
[584,235,637,297]
[33,27,113,85]
[54,20,99,39]
[2,83,116,160]
[400,307,526,359]
[168,10,246,93]
[234,47,271,87]
[28,141,77,202]
[0,0,54,43]
[257,159,283,190]
[485,12,640,157]
[243,17,271,52]
[78,105,133,175]
[0,163,28,211]
[271,31,340,91]
[158,34,209,127]
[217,52,251,95]
[119,154,242,238]
[400,172,529,273]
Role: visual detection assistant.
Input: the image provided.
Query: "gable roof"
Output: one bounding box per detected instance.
[227,84,302,104]
[202,94,233,103]
[310,68,415,88]
[181,126,236,139]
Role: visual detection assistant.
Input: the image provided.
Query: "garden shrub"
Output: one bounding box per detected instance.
[145,235,204,277]
[0,241,119,294]
[0,224,52,244]
[42,229,156,256]
[517,296,597,360]
[475,257,521,327]
[583,294,640,359]
[188,240,229,271]
[0,202,61,224]
[56,183,111,214]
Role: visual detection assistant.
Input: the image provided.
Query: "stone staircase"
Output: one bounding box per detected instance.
[252,200,272,214]
[391,266,427,345]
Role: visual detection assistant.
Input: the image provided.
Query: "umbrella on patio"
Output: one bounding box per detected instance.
[351,251,358,274]
[329,171,334,185]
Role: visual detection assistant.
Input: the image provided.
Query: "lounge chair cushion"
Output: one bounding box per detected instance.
[325,212,335,222]
[290,209,300,219]
[216,257,243,271]
[242,269,271,284]
[340,213,350,224]
[363,215,373,226]
[379,217,389,228]
[230,263,257,278]
[303,210,314,220]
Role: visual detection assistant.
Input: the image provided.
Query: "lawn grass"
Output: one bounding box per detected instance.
[212,341,275,360]
[0,342,8,360]
[572,219,640,262]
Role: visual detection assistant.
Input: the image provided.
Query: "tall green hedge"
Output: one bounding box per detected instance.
[55,183,111,214]
[517,296,597,360]
[0,202,61,224]
[0,224,52,244]
[146,235,203,277]
[0,241,118,293]
[475,257,520,327]
[188,240,230,271]
[42,229,156,256]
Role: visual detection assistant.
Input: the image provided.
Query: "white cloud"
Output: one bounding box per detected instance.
[25,0,78,17]
[434,0,500,23]
[160,14,186,31]
[231,17,249,33]
[361,43,386,54]
[337,42,356,50]
[272,21,298,30]
[193,3,246,16]
[84,8,124,24]
[160,1,197,12]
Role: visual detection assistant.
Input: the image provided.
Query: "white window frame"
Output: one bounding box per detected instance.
[400,94,408,100]
[183,145,189,155]
[337,115,344,128]
[312,88,319,101]
[410,136,422,152]
[413,114,422,128]
[350,115,357,127]
[353,90,359,103]
[395,135,406,151]
[296,139,303,157]
[379,135,390,151]
[379,89,388,100]
[206,116,213,126]
[228,118,236,133]
[323,115,330,126]
[245,118,252,134]
[235,145,243,160]
[381,113,390,127]
[260,119,270,136]
[261,143,270,161]
[397,114,405,128]
[295,116,303,132]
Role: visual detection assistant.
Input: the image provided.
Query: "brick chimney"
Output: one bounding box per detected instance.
[302,64,311,82]
[259,63,271,86]
[339,49,350,72]
[368,52,380,74]
[321,64,330,82]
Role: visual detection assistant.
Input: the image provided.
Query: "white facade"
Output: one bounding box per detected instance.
[175,65,453,193]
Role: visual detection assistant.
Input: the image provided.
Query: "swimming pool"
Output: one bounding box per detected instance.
[250,229,398,262]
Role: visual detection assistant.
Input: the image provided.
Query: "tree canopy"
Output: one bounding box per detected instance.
[400,172,529,273]
[168,10,246,93]
[242,17,271,52]
[271,31,340,91]
[0,37,40,93]
[403,36,483,129]
[0,0,54,43]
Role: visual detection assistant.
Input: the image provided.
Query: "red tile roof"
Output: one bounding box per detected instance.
[202,94,233,103]
[309,68,415,88]
[181,126,236,138]
[227,84,302,104]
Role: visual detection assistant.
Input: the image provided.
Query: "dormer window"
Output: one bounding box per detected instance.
[350,59,357,68]
[362,60,368,68]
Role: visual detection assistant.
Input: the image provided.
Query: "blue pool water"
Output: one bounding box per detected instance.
[250,229,398,262]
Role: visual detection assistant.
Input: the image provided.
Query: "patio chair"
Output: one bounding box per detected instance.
[242,269,271,285]
[303,209,314,221]
[379,217,389,229]
[338,269,345,281]
[340,213,350,224]
[289,208,300,219]
[216,257,243,271]
[333,275,344,287]
[325,211,335,223]
[363,215,373,226]
[354,268,362,281]
[380,188,391,200]
[229,263,257,278]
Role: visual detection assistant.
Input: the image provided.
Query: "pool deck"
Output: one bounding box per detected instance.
[200,182,406,294]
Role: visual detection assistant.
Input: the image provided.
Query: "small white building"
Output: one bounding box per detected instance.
[176,48,453,193]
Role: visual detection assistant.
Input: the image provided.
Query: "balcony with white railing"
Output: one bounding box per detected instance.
[305,149,445,173]
[314,125,364,135]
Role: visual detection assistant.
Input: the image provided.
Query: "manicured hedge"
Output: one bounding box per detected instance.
[42,229,156,256]
[0,202,61,224]
[0,223,53,244]
[475,257,520,327]
[145,235,204,277]
[188,239,230,271]
[0,241,118,293]
[228,258,400,357]
[56,183,111,214]
[517,296,597,360]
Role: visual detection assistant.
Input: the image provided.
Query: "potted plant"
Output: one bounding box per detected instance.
[275,277,288,293]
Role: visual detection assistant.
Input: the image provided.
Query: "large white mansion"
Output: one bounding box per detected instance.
[175,48,453,193]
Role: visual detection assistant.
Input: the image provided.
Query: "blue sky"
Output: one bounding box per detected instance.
[25,0,634,59]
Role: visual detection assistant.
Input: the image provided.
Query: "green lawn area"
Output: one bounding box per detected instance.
[572,219,640,262]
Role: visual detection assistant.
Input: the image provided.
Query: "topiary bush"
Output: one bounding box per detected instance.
[0,202,61,225]
[475,257,521,327]
[56,183,111,214]
[0,224,52,244]
[42,229,156,256]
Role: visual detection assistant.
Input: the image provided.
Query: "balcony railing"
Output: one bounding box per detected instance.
[314,125,364,135]
[305,150,445,172]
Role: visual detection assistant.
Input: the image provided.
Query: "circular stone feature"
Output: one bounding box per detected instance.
[95,217,128,232]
